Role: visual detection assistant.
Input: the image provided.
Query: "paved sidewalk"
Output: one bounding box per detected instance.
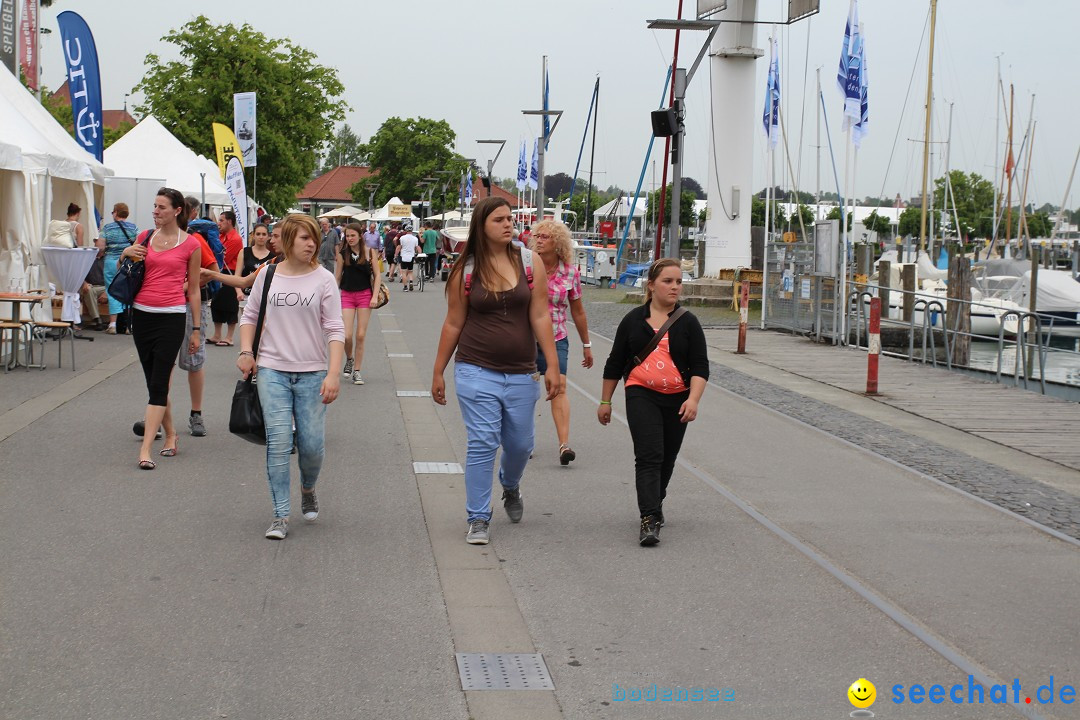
[1,289,1077,719]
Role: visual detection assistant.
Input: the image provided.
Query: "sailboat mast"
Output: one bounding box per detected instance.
[586,78,599,232]
[1005,84,1014,248]
[816,67,821,207]
[918,0,939,252]
[992,55,1002,245]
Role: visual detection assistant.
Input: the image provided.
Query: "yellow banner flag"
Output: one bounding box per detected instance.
[212,122,244,179]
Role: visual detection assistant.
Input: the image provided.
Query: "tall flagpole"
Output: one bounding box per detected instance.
[918,0,939,253]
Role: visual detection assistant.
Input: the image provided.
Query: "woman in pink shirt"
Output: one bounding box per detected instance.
[238,215,345,541]
[120,187,203,470]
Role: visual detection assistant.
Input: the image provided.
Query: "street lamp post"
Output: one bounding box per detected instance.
[522,110,563,219]
[434,169,453,221]
[647,18,720,258]
[476,140,506,198]
[365,183,380,215]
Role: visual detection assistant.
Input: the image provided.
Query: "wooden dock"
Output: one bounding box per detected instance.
[703,327,1080,473]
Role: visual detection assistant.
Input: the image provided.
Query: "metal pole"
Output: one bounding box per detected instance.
[918,0,938,253]
[815,68,821,207]
[33,0,41,101]
[667,69,686,259]
[200,173,206,212]
[586,78,599,232]
[537,56,547,219]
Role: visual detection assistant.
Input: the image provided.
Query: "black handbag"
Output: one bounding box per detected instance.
[107,230,152,306]
[229,265,276,444]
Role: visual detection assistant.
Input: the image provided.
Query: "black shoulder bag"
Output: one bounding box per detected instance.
[229,265,276,444]
[107,230,152,306]
[623,306,688,377]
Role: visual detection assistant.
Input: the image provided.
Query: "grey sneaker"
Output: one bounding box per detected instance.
[343,358,354,377]
[188,414,206,437]
[466,519,490,545]
[502,487,523,523]
[265,517,288,540]
[352,370,364,385]
[301,490,319,521]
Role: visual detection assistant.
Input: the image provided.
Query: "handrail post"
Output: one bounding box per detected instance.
[866,297,881,395]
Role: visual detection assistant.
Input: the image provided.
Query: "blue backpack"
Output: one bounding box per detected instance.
[187,217,225,294]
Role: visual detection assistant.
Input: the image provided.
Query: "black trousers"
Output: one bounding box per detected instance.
[625,386,690,518]
[210,283,239,324]
[132,309,185,407]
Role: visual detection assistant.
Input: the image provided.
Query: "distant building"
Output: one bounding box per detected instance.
[296,165,375,216]
[50,81,136,130]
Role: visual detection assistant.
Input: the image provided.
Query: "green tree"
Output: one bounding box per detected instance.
[864,209,892,240]
[790,204,814,237]
[1024,212,1053,238]
[826,205,853,231]
[933,170,995,239]
[544,173,575,199]
[751,196,787,231]
[349,117,469,212]
[682,176,705,199]
[103,122,135,150]
[558,184,614,231]
[647,184,697,228]
[897,205,939,238]
[136,16,345,214]
[321,124,366,174]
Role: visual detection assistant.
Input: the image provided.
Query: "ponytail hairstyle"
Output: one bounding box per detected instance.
[643,258,681,304]
[156,187,188,231]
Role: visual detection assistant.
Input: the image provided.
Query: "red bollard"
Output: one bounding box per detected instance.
[866,296,881,395]
[736,281,750,354]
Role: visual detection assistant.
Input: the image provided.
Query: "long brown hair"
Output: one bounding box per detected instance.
[643,258,681,304]
[446,197,517,295]
[339,222,367,267]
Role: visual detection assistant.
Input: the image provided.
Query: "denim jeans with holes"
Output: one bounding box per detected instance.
[454,362,540,523]
[257,368,327,519]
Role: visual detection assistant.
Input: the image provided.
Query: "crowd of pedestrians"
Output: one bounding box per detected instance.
[96,194,707,547]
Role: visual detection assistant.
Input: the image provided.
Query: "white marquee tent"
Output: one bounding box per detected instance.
[369,196,420,224]
[104,116,232,206]
[0,65,111,299]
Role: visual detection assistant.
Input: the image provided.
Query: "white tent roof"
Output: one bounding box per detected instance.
[593,195,647,218]
[104,116,233,205]
[0,65,110,183]
[369,196,419,222]
[318,205,363,218]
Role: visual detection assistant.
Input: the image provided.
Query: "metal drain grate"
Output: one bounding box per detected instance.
[413,462,463,474]
[396,390,431,397]
[387,353,414,358]
[455,653,554,691]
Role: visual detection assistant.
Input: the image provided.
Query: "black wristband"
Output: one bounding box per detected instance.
[191,326,201,331]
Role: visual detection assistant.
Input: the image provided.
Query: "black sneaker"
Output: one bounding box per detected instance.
[639,515,660,546]
[132,420,163,439]
[301,490,319,521]
[502,487,523,523]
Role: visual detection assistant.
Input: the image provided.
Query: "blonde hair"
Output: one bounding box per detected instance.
[528,219,573,265]
[278,215,321,268]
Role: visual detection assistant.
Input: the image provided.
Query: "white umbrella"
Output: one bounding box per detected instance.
[350,211,372,222]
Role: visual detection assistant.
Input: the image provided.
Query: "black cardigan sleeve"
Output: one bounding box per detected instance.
[684,313,710,381]
[602,308,637,381]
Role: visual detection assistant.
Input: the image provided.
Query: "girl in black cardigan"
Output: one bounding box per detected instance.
[598,259,709,546]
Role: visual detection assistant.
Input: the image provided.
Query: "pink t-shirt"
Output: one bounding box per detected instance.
[545,260,582,341]
[625,334,687,394]
[133,233,199,310]
[241,266,346,372]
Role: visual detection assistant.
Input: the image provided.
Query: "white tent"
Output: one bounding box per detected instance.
[317,205,363,219]
[593,195,648,219]
[0,65,111,301]
[104,116,232,206]
[427,209,468,223]
[350,211,372,222]
[369,196,420,223]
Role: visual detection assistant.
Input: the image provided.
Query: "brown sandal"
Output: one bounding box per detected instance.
[138,459,156,470]
[160,436,178,457]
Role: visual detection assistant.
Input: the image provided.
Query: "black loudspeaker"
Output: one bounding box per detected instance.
[651,108,678,137]
[481,176,491,190]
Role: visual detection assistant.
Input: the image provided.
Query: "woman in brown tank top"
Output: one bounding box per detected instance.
[431,197,561,546]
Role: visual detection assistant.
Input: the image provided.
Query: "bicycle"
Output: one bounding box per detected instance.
[413,254,426,292]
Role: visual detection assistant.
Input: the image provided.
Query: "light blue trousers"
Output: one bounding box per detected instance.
[257,368,327,519]
[454,362,540,523]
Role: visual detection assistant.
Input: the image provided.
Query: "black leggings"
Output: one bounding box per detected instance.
[132,309,185,407]
[625,386,690,518]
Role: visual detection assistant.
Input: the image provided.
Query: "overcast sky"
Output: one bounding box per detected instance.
[36,1,1080,210]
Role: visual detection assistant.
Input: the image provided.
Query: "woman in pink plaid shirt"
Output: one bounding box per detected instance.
[529,220,594,465]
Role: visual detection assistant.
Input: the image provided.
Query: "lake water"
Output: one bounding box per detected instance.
[968,336,1080,387]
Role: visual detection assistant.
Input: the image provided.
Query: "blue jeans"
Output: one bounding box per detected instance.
[257,368,327,518]
[455,362,540,522]
[536,337,569,375]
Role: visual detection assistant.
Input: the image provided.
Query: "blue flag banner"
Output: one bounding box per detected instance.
[459,174,465,207]
[56,11,103,162]
[543,69,551,150]
[852,25,868,148]
[516,140,527,191]
[761,35,780,148]
[465,171,473,206]
[836,0,862,130]
[528,139,539,190]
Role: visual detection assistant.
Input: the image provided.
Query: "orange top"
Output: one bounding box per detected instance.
[625,334,687,394]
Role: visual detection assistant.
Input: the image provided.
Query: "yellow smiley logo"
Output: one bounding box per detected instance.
[848,678,876,709]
